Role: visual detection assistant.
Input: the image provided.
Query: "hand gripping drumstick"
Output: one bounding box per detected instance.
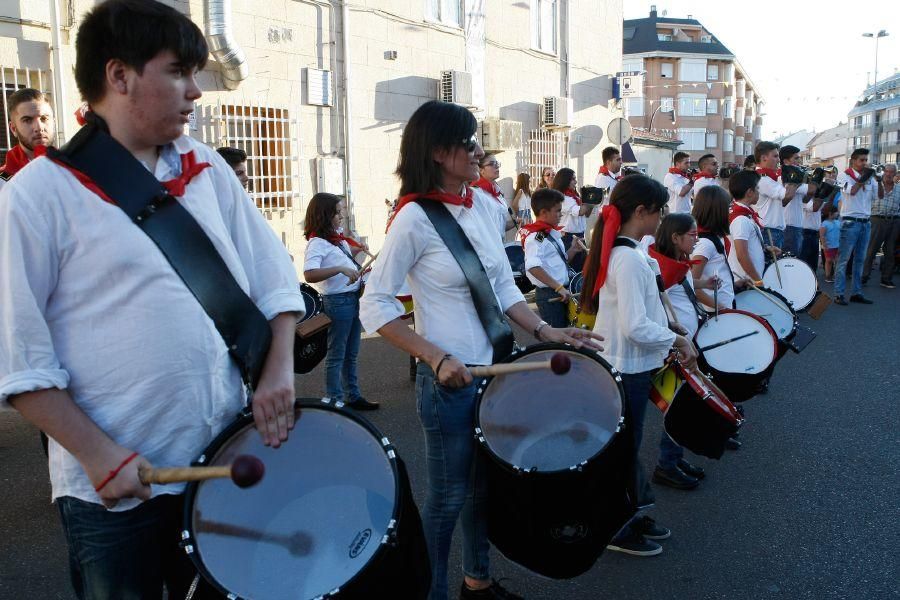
[765,229,783,287]
[469,353,571,377]
[357,252,379,274]
[138,455,265,488]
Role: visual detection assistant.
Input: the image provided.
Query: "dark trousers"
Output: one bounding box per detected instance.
[561,232,586,273]
[57,494,221,600]
[799,228,820,273]
[863,216,900,283]
[534,286,569,328]
[613,371,656,541]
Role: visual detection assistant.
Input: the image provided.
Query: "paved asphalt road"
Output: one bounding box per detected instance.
[1,279,897,600]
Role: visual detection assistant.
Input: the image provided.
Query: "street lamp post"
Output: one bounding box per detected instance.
[863,30,889,161]
[648,104,676,132]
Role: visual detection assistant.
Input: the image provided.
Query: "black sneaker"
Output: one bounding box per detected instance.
[849,294,874,304]
[880,280,896,289]
[345,397,380,410]
[677,459,706,480]
[606,531,663,557]
[834,295,848,306]
[652,466,699,490]
[459,579,523,600]
[861,276,869,285]
[633,515,671,540]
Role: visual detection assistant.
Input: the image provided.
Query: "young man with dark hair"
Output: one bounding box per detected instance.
[0,1,304,597]
[753,141,799,248]
[727,170,780,283]
[833,148,883,304]
[664,151,694,213]
[216,145,249,190]
[691,153,719,201]
[595,145,623,196]
[743,154,756,171]
[779,145,816,255]
[0,88,55,188]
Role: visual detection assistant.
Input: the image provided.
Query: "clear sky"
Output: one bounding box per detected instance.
[624,1,899,139]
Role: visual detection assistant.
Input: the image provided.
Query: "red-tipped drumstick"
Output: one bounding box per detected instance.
[469,352,571,377]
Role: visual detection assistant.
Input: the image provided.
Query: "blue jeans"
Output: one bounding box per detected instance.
[534,286,568,328]
[322,292,362,401]
[415,363,489,600]
[783,225,803,255]
[834,220,871,297]
[57,495,220,600]
[658,431,683,470]
[799,228,820,274]
[764,227,785,250]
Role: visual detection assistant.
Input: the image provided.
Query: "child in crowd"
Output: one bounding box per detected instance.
[728,170,780,284]
[820,204,841,283]
[691,186,742,311]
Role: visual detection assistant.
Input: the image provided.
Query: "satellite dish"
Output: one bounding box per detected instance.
[607,117,633,145]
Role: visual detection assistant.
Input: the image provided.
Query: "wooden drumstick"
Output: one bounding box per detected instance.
[765,229,783,287]
[357,252,380,274]
[469,353,571,377]
[139,455,265,488]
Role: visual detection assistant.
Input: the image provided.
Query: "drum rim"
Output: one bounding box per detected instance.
[734,287,799,341]
[762,257,818,310]
[694,308,780,366]
[180,398,401,600]
[474,342,626,475]
[299,283,324,321]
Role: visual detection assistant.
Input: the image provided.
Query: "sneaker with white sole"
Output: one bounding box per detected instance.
[606,531,663,556]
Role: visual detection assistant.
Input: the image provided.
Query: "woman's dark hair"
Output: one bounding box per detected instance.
[579,175,668,313]
[303,193,342,240]
[530,188,564,217]
[691,185,731,236]
[75,0,208,104]
[655,213,697,259]
[396,100,477,196]
[514,172,531,197]
[551,168,576,193]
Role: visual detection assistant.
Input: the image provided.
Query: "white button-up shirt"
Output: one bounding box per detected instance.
[836,169,878,219]
[755,174,787,230]
[801,197,823,230]
[560,194,586,234]
[781,179,808,228]
[593,240,676,374]
[693,236,735,309]
[304,237,362,295]
[359,191,525,366]
[523,228,569,288]
[664,171,692,213]
[691,176,719,201]
[594,172,620,206]
[0,135,304,510]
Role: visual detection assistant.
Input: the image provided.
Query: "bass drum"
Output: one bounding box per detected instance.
[734,287,798,359]
[475,343,635,579]
[181,400,430,600]
[294,283,328,374]
[694,309,778,402]
[762,256,818,311]
[505,242,534,294]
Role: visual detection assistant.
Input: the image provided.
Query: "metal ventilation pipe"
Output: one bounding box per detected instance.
[205,0,249,90]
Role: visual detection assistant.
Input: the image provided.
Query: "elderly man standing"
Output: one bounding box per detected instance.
[862,164,899,289]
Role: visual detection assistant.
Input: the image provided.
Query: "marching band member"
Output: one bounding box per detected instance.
[664,151,694,214]
[473,154,516,239]
[0,88,56,190]
[727,170,780,283]
[553,167,591,272]
[595,146,623,197]
[580,174,697,557]
[359,100,601,600]
[691,185,741,310]
[799,170,832,273]
[780,145,816,256]
[753,141,799,249]
[691,154,720,201]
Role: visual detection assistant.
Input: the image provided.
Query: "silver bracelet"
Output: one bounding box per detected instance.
[533,321,549,341]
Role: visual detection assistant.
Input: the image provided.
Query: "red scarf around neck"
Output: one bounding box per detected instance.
[387,187,474,231]
[564,187,582,206]
[729,201,763,228]
[308,232,362,249]
[1,144,41,177]
[520,219,562,247]
[598,165,621,181]
[668,167,689,178]
[697,226,731,257]
[472,177,504,204]
[647,243,701,289]
[693,171,717,180]
[843,168,859,182]
[756,167,781,181]
[590,204,623,293]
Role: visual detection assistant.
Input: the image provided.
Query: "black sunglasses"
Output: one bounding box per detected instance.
[460,134,478,153]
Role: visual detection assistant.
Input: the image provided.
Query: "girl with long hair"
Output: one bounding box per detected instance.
[579,174,697,557]
[511,172,533,226]
[359,100,601,600]
[303,193,375,409]
[551,167,591,271]
[690,185,738,310]
[536,166,555,190]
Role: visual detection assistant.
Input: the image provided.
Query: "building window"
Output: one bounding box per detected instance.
[527,128,567,183]
[723,130,734,152]
[678,59,707,82]
[706,99,718,115]
[660,62,674,78]
[660,97,675,111]
[677,128,707,151]
[626,97,644,117]
[706,132,718,148]
[531,0,558,54]
[745,116,752,129]
[723,97,734,119]
[744,141,753,156]
[622,57,644,72]
[678,94,706,117]
[707,65,719,81]
[426,0,462,28]
[205,101,299,212]
[657,33,672,42]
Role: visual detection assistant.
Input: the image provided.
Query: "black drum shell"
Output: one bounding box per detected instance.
[697,355,774,403]
[664,384,739,459]
[505,243,535,294]
[294,283,328,374]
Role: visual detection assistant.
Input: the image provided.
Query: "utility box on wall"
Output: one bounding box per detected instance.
[316,157,345,195]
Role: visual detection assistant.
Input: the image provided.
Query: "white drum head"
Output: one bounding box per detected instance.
[695,311,776,374]
[762,258,817,310]
[734,289,796,340]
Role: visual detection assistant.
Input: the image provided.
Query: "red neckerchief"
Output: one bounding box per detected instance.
[472,177,504,204]
[0,145,39,177]
[564,187,582,206]
[756,167,781,181]
[843,168,859,182]
[308,232,362,248]
[693,171,717,180]
[598,165,621,181]
[387,187,474,231]
[591,204,623,293]
[520,219,562,247]
[697,226,731,257]
[729,201,763,228]
[668,167,689,178]
[647,243,702,289]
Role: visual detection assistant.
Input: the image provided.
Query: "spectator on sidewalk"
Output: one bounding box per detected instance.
[862,164,898,289]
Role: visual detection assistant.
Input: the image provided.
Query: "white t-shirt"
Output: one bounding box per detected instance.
[667,272,700,339]
[781,179,808,228]
[560,194,586,234]
[755,173,787,229]
[728,213,765,280]
[801,197,822,230]
[523,228,569,288]
[836,169,878,219]
[480,187,510,239]
[692,236,734,310]
[691,176,719,200]
[595,171,621,206]
[304,237,362,295]
[664,172,692,213]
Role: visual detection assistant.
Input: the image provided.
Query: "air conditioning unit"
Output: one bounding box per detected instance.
[480,119,524,153]
[542,96,574,129]
[439,70,473,106]
[700,35,712,43]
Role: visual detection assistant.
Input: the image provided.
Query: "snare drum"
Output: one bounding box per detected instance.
[762,256,818,311]
[181,400,430,600]
[565,273,596,330]
[475,343,635,579]
[734,287,798,359]
[505,242,534,294]
[294,284,329,374]
[694,309,778,402]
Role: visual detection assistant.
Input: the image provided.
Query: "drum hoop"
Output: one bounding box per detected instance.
[180,398,402,599]
[299,283,324,321]
[674,363,743,425]
[474,342,626,475]
[735,287,799,340]
[694,309,780,362]
[763,258,818,310]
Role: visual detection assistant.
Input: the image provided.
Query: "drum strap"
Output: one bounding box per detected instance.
[697,232,736,295]
[416,200,515,363]
[545,234,576,284]
[680,279,708,322]
[47,120,272,389]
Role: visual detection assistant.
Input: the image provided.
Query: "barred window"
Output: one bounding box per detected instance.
[526,128,567,183]
[1,66,55,160]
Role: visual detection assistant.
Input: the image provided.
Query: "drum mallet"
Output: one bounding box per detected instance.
[139,455,265,488]
[765,229,783,287]
[469,353,571,377]
[358,252,379,274]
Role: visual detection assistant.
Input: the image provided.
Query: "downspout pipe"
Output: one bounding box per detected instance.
[205,0,249,90]
[49,0,69,144]
[340,1,355,220]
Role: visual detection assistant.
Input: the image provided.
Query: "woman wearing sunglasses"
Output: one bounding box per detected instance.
[360,100,602,600]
